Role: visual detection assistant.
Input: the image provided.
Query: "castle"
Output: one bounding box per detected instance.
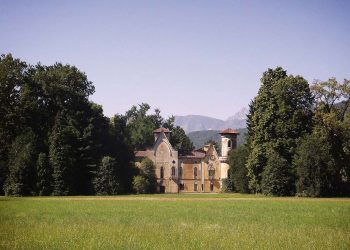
[135,128,239,193]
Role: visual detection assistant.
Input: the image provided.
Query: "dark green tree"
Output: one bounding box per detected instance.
[170,126,194,155]
[36,153,52,196]
[261,149,294,196]
[4,129,38,196]
[49,113,77,195]
[294,134,337,197]
[228,146,250,193]
[246,67,313,194]
[136,158,157,193]
[310,78,350,195]
[93,156,120,195]
[126,103,160,150]
[0,54,29,194]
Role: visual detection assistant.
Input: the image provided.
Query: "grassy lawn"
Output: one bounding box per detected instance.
[0,194,349,249]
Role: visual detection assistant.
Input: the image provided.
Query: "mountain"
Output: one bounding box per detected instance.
[188,128,247,150]
[174,107,248,133]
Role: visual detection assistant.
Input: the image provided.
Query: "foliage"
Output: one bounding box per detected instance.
[132,175,149,194]
[294,134,337,197]
[0,54,28,193]
[261,149,294,196]
[93,156,120,195]
[170,126,194,155]
[4,129,38,196]
[138,158,157,193]
[227,146,250,193]
[221,178,233,192]
[36,153,52,196]
[246,67,313,193]
[310,78,350,195]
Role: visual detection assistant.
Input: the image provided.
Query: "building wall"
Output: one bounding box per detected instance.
[135,132,230,193]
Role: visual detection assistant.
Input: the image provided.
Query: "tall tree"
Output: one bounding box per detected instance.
[4,129,38,196]
[310,78,350,195]
[0,54,29,194]
[294,133,337,197]
[228,145,250,193]
[246,67,313,194]
[93,156,120,195]
[36,153,52,196]
[170,126,194,155]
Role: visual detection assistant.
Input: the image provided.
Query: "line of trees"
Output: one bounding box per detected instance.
[0,54,193,196]
[228,67,350,197]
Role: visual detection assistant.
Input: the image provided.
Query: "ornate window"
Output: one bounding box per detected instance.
[194,167,197,179]
[210,183,214,192]
[208,169,215,178]
[160,167,164,179]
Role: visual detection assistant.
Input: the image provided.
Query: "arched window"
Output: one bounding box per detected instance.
[178,167,183,178]
[160,167,164,179]
[228,140,232,148]
[194,167,197,179]
[209,169,215,178]
[171,166,176,177]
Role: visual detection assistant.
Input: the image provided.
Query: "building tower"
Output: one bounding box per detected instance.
[219,128,240,161]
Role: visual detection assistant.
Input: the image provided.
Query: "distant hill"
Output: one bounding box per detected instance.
[188,128,247,150]
[174,107,248,133]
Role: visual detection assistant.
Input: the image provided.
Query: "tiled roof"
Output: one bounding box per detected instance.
[179,150,206,159]
[135,151,148,157]
[153,127,170,133]
[219,128,240,135]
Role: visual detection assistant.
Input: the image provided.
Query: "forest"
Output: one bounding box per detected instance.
[0,54,192,196]
[227,67,350,197]
[1,54,349,196]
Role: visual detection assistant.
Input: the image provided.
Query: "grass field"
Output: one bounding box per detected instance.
[0,194,349,249]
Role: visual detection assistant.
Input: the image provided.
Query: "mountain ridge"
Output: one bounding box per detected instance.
[174,107,248,133]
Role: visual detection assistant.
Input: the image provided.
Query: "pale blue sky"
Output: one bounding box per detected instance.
[1,0,349,119]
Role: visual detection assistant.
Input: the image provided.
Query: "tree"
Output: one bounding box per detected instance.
[310,78,350,195]
[49,113,77,196]
[4,129,38,196]
[294,134,337,197]
[109,114,135,193]
[261,149,294,196]
[93,156,120,195]
[139,158,157,193]
[133,158,157,194]
[246,67,313,194]
[228,146,250,193]
[126,103,160,150]
[170,126,194,155]
[36,153,52,196]
[132,176,149,194]
[0,54,28,194]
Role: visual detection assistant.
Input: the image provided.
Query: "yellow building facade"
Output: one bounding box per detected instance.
[135,128,239,193]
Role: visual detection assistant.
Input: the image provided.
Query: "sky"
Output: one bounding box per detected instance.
[1,0,349,119]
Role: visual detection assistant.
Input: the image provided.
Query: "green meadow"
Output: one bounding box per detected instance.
[0,194,349,249]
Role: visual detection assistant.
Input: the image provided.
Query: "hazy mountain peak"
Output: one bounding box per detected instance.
[175,107,248,133]
[226,107,248,121]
